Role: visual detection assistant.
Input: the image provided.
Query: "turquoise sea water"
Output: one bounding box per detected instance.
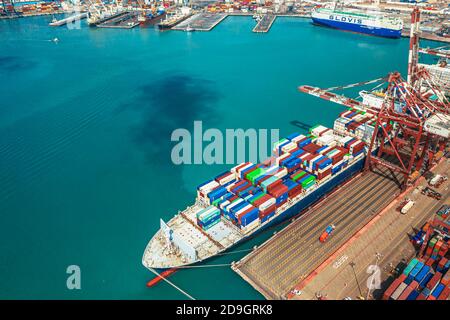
[0,15,417,299]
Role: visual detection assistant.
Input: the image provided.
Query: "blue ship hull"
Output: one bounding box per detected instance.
[312,17,402,39]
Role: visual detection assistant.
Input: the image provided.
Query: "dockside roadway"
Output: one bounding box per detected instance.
[293,158,449,300]
[232,166,404,299]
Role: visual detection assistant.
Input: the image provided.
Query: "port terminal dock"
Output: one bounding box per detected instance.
[232,156,450,299]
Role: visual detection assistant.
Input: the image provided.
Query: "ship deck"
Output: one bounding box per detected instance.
[232,165,404,299]
[142,203,244,269]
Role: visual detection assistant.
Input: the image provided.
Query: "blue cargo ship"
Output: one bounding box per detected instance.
[311,6,403,39]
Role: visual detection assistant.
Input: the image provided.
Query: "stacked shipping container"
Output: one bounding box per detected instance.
[383,234,450,300]
[194,124,367,232]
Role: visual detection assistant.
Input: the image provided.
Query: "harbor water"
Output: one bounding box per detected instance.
[0,15,418,299]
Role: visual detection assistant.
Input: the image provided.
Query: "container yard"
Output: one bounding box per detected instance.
[172,12,228,32]
[286,157,449,300]
[381,185,450,300]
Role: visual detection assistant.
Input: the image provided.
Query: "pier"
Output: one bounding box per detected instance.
[49,12,87,27]
[252,14,276,33]
[232,165,404,299]
[96,12,139,29]
[172,13,228,32]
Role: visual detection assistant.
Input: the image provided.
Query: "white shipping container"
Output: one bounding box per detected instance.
[235,204,252,217]
[199,180,220,194]
[241,218,260,234]
[259,197,276,211]
[220,200,230,210]
[274,167,288,179]
[276,154,290,166]
[281,142,297,153]
[311,125,329,137]
[291,134,306,143]
[401,200,415,214]
[217,172,235,185]
[231,162,249,174]
[339,136,353,147]
[237,163,254,176]
[319,145,334,155]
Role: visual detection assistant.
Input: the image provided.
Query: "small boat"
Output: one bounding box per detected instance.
[185,25,194,32]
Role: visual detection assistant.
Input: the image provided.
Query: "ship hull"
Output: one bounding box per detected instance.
[312,17,402,39]
[146,155,365,272]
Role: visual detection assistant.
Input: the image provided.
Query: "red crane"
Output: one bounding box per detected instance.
[298,8,449,188]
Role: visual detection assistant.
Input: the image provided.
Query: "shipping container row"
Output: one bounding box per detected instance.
[194,125,367,231]
[383,233,449,300]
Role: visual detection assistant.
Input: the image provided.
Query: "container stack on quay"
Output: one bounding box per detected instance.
[333,108,378,142]
[194,124,366,235]
[383,217,450,300]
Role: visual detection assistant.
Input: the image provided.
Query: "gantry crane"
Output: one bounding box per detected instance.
[298,8,449,188]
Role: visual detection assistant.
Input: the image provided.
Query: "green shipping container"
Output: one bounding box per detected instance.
[301,176,316,187]
[292,171,306,182]
[202,217,221,230]
[247,168,265,184]
[249,192,265,204]
[428,237,437,250]
[403,258,419,276]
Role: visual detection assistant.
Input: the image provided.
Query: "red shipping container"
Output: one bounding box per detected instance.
[302,153,316,166]
[236,205,257,224]
[330,150,345,164]
[253,194,274,208]
[441,269,450,286]
[233,162,251,173]
[437,286,450,300]
[268,184,288,198]
[416,293,427,300]
[215,171,233,183]
[337,146,349,154]
[288,184,302,198]
[438,257,448,270]
[398,281,418,300]
[318,168,332,180]
[267,180,283,193]
[302,143,321,154]
[426,295,436,300]
[425,258,435,267]
[438,244,448,258]
[383,278,402,300]
[259,204,276,219]
[426,272,442,291]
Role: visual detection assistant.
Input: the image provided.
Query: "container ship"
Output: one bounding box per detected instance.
[157,7,192,30]
[142,107,381,270]
[311,6,403,39]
